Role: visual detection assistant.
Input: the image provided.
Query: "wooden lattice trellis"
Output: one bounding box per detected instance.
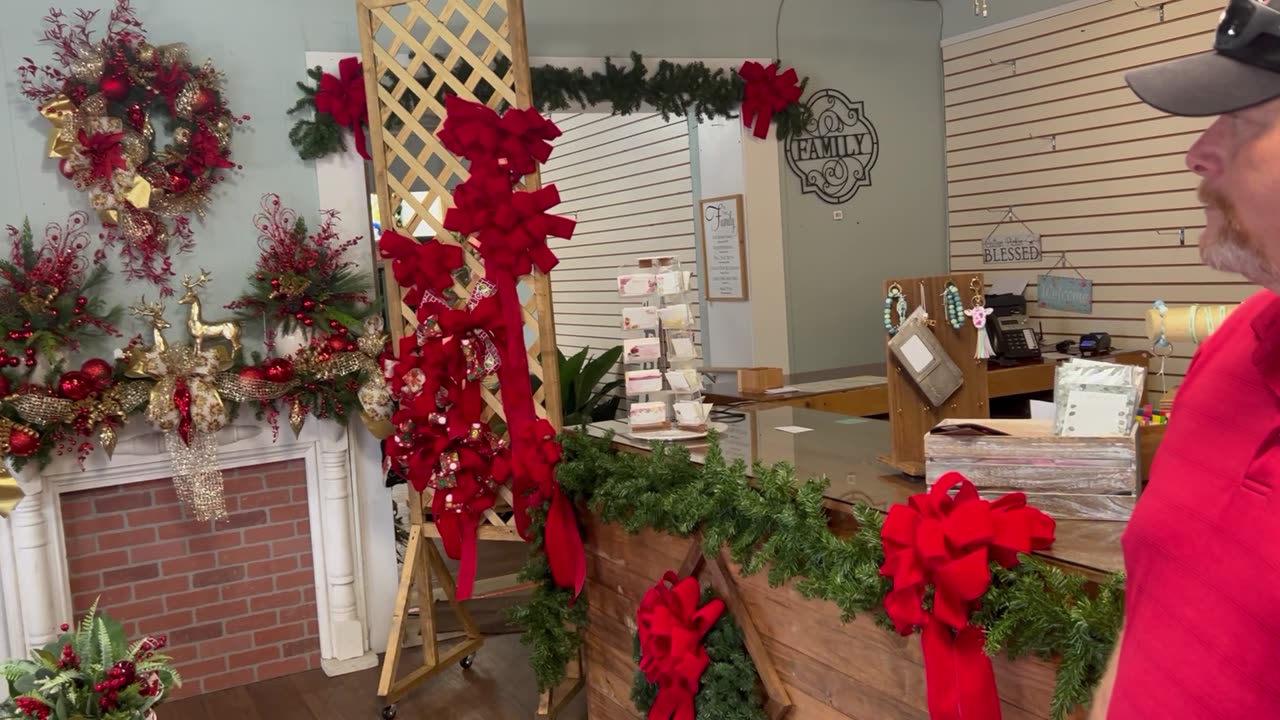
[355,0,578,716]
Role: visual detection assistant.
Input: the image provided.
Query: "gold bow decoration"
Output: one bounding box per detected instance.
[42,93,153,226]
[130,345,232,521]
[6,381,152,459]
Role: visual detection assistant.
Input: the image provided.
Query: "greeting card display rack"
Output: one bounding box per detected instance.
[617,256,709,435]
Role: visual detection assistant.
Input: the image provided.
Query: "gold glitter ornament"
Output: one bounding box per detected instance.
[172,127,191,145]
[99,425,118,459]
[289,399,306,437]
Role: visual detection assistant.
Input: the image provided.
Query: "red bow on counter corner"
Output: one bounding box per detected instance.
[314,56,370,160]
[879,471,1056,720]
[737,61,803,140]
[637,571,725,720]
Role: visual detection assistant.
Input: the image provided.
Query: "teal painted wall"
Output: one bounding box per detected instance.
[941,0,1081,38]
[0,0,362,352]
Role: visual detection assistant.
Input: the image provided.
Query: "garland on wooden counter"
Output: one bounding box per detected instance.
[510,431,1126,720]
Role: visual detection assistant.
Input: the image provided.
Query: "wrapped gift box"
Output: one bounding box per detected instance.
[924,418,1140,522]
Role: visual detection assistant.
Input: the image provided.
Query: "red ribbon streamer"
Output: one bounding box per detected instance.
[879,471,1055,720]
[173,376,193,446]
[315,56,370,160]
[737,61,803,140]
[637,571,725,720]
[443,161,585,597]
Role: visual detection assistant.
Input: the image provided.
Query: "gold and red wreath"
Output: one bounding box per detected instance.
[17,1,248,295]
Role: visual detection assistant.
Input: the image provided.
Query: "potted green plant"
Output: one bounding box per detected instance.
[0,602,180,720]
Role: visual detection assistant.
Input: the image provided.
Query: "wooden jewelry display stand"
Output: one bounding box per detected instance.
[880,273,989,477]
[356,0,580,716]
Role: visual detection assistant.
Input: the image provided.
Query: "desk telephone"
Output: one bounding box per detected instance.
[992,315,1041,359]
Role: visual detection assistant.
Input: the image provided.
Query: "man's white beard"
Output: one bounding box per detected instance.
[1201,228,1280,288]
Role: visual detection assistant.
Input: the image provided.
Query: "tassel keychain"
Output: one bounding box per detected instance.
[964,282,994,360]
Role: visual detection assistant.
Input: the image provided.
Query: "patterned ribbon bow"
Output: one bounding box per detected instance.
[314,57,370,160]
[737,61,803,140]
[879,472,1056,720]
[438,94,563,181]
[637,571,725,720]
[417,280,505,383]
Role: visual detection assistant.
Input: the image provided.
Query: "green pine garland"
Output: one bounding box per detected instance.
[287,67,348,161]
[509,431,1125,720]
[631,587,768,720]
[290,53,813,162]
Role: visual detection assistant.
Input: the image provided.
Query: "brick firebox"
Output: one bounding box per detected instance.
[60,460,321,698]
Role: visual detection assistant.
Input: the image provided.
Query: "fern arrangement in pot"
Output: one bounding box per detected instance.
[0,602,180,720]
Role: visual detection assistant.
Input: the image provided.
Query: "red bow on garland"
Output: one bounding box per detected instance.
[879,472,1056,720]
[637,571,725,720]
[377,230,465,310]
[438,94,563,181]
[737,61,803,140]
[314,56,370,160]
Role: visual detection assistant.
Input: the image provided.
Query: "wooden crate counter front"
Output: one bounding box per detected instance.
[582,407,1122,719]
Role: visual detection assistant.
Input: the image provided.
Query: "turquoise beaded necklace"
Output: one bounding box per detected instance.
[884,283,907,336]
[942,282,965,329]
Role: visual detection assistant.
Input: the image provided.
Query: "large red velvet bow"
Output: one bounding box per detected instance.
[315,56,370,160]
[637,571,725,720]
[737,61,803,140]
[879,472,1055,720]
[438,94,563,181]
[377,230,464,308]
[444,177,575,277]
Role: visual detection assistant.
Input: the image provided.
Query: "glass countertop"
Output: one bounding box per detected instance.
[586,406,1124,578]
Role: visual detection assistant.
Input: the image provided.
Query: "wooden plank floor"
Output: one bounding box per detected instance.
[163,634,588,719]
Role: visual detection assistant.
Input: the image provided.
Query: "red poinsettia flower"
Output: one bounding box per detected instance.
[151,62,191,114]
[76,127,128,183]
[185,126,234,176]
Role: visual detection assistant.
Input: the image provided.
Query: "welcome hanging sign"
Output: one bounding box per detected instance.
[1037,255,1093,314]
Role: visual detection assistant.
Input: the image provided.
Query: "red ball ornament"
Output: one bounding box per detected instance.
[125,103,147,131]
[301,298,317,312]
[165,164,192,194]
[7,427,40,457]
[264,359,294,384]
[80,359,114,389]
[57,371,93,401]
[100,74,132,102]
[238,366,267,382]
[325,335,349,353]
[192,87,217,114]
[7,358,19,368]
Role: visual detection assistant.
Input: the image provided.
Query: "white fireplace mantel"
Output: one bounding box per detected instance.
[0,416,396,676]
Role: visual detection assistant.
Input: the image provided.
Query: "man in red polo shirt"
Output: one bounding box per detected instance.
[1090,0,1280,716]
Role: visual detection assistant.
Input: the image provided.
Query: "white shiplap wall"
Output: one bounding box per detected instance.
[944,0,1249,389]
[543,112,701,396]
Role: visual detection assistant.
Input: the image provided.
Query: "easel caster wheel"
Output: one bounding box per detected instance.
[381,704,397,719]
[460,653,476,670]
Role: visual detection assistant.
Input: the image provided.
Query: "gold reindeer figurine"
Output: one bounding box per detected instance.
[128,298,171,354]
[178,269,243,356]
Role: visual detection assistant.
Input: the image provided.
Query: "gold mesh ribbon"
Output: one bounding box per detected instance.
[6,381,151,459]
[165,430,226,521]
[0,469,22,519]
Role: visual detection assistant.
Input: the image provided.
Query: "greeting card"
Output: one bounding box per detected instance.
[624,337,662,364]
[629,401,668,429]
[618,273,657,297]
[665,368,701,393]
[625,369,664,394]
[658,303,692,329]
[622,306,659,330]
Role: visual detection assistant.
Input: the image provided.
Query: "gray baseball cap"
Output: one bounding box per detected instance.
[1126,0,1280,116]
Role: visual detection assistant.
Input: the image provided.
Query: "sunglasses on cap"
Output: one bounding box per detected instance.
[1127,0,1280,117]
[1216,0,1280,70]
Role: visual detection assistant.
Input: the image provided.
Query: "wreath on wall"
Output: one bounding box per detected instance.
[17,0,248,294]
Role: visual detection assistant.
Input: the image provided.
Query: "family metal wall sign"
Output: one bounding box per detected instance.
[784,88,879,205]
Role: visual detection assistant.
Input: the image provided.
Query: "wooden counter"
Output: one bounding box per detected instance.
[701,350,1151,419]
[581,408,1119,719]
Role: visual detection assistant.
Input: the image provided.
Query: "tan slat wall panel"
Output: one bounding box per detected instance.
[545,112,699,411]
[944,0,1238,390]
